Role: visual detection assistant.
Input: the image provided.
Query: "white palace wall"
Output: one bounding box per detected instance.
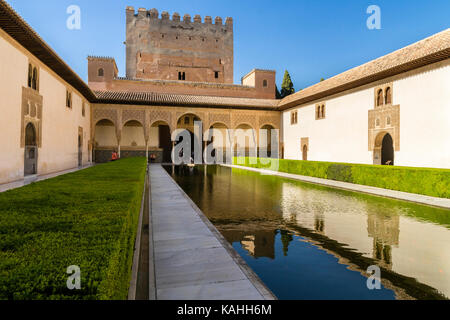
[282,60,450,169]
[0,29,91,185]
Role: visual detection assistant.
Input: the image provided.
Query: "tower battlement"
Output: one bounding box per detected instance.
[126,6,233,27]
[125,6,234,83]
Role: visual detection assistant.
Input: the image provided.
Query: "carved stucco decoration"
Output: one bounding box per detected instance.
[368,104,400,152]
[232,113,258,129]
[149,109,173,132]
[259,115,280,129]
[21,87,43,148]
[209,113,231,128]
[122,109,145,126]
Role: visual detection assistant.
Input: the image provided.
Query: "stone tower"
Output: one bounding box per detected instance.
[125,7,234,84]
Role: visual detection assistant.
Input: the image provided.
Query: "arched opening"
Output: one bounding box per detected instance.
[94,119,117,163]
[376,89,383,107]
[263,79,268,87]
[373,132,394,165]
[234,124,256,157]
[24,122,37,175]
[176,113,203,162]
[302,144,308,161]
[260,124,275,158]
[381,133,394,165]
[98,68,104,77]
[207,122,229,163]
[121,120,146,159]
[385,87,391,105]
[150,120,172,163]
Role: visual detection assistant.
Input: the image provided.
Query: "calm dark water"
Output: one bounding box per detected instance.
[164,165,450,300]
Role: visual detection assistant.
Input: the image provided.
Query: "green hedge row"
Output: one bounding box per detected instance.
[0,157,147,300]
[233,157,450,198]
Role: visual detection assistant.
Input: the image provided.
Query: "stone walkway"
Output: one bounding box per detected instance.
[0,164,94,193]
[223,164,450,209]
[149,164,275,300]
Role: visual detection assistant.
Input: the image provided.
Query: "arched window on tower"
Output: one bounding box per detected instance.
[263,79,268,87]
[385,87,391,105]
[98,68,104,77]
[376,89,383,107]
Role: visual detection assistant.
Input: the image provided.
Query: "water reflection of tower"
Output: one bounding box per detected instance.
[367,211,400,270]
[222,229,277,259]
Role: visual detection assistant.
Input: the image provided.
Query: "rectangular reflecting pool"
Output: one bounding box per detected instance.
[163,165,450,300]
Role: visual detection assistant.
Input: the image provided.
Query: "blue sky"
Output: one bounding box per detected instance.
[6,0,450,91]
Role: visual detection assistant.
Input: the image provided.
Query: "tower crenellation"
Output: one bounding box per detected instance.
[125,6,234,83]
[125,7,231,27]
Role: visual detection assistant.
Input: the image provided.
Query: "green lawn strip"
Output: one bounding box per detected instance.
[0,157,146,300]
[233,157,450,198]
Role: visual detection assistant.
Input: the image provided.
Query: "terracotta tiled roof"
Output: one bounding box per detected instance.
[94,90,279,109]
[279,28,450,110]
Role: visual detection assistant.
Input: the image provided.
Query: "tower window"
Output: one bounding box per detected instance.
[178,72,186,81]
[263,79,268,87]
[215,71,219,79]
[98,68,104,77]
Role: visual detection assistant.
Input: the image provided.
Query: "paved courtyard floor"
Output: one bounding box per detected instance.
[149,164,275,300]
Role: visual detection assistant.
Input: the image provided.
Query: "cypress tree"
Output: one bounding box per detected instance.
[281,70,295,98]
[275,85,282,99]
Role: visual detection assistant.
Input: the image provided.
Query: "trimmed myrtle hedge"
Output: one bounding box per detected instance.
[0,157,147,300]
[233,157,450,198]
